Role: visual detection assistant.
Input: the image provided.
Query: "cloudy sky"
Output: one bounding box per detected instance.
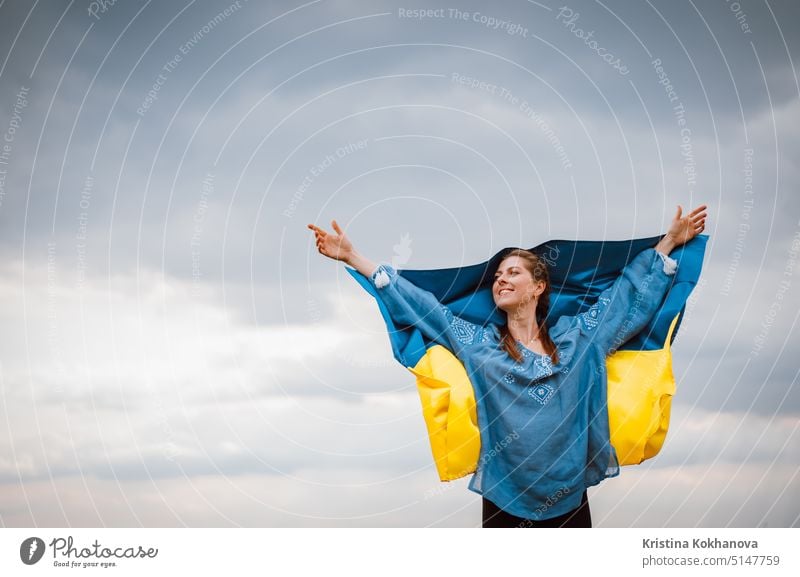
[0,0,797,528]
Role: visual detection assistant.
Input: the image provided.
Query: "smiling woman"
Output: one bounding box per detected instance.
[309,205,707,527]
[492,249,557,363]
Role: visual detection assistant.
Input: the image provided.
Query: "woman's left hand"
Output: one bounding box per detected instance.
[663,204,707,249]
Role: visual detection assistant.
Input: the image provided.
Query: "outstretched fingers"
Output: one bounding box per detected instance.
[689,205,707,236]
[688,204,708,217]
[307,223,328,237]
[307,223,328,254]
[691,210,707,229]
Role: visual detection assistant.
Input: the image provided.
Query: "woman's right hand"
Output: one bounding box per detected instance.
[308,219,353,263]
[654,204,708,255]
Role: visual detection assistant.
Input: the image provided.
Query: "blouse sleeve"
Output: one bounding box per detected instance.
[575,248,678,356]
[368,263,487,357]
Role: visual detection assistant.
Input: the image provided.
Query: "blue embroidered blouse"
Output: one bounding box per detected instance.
[367,247,678,521]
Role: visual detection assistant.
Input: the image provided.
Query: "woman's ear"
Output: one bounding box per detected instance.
[533,280,546,297]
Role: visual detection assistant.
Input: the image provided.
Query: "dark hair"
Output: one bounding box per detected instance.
[496,249,559,365]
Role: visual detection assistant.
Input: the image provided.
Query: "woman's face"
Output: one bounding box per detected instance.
[493,256,545,313]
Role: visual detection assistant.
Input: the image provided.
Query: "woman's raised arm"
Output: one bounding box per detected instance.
[574,203,708,355]
[307,219,488,357]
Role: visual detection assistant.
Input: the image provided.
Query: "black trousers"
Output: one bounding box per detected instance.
[482,490,592,528]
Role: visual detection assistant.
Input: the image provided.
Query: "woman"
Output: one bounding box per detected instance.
[308,205,707,527]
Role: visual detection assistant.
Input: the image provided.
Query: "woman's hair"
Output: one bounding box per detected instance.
[496,249,559,365]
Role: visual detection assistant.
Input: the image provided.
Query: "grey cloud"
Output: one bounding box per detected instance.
[1,0,798,527]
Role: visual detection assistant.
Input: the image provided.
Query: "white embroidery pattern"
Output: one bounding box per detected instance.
[534,355,554,378]
[581,296,610,331]
[528,383,555,405]
[442,306,478,345]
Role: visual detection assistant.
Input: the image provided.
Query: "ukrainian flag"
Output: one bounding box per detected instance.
[348,235,707,481]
